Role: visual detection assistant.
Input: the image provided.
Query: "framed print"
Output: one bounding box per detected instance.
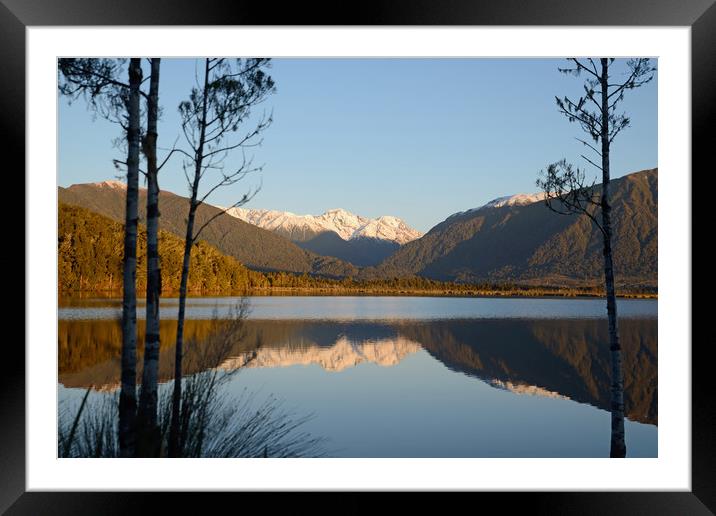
[5,0,712,513]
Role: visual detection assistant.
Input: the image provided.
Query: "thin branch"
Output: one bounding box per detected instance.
[587,58,599,77]
[62,62,130,90]
[581,207,607,237]
[201,125,267,159]
[112,159,147,177]
[580,154,603,172]
[569,58,600,80]
[191,187,260,243]
[556,100,601,135]
[158,147,195,172]
[606,67,640,100]
[575,137,602,157]
[198,166,258,205]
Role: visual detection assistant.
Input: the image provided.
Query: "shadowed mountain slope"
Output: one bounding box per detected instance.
[362,169,657,288]
[59,182,358,278]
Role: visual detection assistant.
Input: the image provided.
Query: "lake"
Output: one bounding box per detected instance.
[58,296,658,457]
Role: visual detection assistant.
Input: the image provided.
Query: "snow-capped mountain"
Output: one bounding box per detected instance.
[448,192,547,220]
[89,179,127,190]
[369,168,657,285]
[223,207,422,245]
[483,192,547,209]
[218,336,422,373]
[488,379,568,400]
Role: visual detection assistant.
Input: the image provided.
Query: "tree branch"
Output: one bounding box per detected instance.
[569,58,600,80]
[575,137,602,157]
[191,187,260,243]
[580,154,603,172]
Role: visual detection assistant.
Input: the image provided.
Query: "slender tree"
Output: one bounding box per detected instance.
[167,58,275,457]
[58,58,143,457]
[137,58,163,455]
[536,58,656,458]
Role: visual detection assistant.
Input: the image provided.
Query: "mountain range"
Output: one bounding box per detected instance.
[58,167,657,287]
[223,207,421,266]
[59,181,358,278]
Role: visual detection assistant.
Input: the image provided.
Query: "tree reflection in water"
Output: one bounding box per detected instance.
[59,317,657,426]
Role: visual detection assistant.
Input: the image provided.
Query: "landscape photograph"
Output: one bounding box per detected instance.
[57,57,657,459]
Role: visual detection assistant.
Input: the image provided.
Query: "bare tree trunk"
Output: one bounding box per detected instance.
[118,58,142,458]
[168,59,209,457]
[600,58,626,458]
[167,206,196,456]
[137,58,162,456]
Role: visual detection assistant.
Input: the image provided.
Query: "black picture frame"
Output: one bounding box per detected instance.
[4,0,711,513]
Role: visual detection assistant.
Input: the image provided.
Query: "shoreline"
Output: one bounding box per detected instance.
[58,286,658,300]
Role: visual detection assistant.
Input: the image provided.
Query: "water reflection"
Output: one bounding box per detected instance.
[59,317,657,425]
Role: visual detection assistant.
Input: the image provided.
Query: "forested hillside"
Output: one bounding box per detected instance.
[59,182,358,278]
[59,204,268,293]
[362,169,657,288]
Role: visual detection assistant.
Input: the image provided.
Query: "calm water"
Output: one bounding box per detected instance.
[59,295,658,321]
[58,296,658,457]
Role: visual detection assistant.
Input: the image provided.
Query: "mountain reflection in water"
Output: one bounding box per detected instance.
[58,317,657,425]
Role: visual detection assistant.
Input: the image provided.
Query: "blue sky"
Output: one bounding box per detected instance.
[58,58,657,233]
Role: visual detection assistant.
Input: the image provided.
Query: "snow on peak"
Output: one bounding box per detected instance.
[89,180,127,190]
[488,379,569,400]
[448,192,546,220]
[355,215,421,243]
[223,206,422,244]
[318,209,366,239]
[483,192,546,209]
[218,336,422,373]
[325,208,351,216]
